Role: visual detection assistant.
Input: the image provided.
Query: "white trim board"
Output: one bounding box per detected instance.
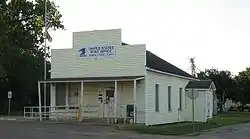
[146,67,197,81]
[39,77,145,84]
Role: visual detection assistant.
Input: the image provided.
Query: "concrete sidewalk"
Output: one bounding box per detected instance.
[0,116,26,121]
[0,116,124,127]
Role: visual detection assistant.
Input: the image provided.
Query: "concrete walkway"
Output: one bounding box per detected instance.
[0,116,25,121]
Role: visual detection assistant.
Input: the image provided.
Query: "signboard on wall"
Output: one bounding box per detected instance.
[78,45,116,59]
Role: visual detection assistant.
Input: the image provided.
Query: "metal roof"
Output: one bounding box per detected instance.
[186,80,213,89]
[146,51,193,78]
[41,76,144,82]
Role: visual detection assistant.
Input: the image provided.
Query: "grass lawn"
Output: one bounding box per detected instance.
[120,112,250,135]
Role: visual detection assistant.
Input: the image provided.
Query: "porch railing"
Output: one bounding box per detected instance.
[23,105,79,121]
[117,104,145,124]
[23,104,146,124]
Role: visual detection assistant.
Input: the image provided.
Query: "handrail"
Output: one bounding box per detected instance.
[23,104,146,124]
[23,105,79,121]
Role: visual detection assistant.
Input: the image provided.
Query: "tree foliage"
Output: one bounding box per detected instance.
[234,68,250,106]
[197,69,236,111]
[0,0,64,114]
[197,67,250,112]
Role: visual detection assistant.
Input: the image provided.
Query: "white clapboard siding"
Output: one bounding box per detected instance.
[145,70,190,125]
[51,45,146,78]
[73,29,122,49]
[51,28,146,78]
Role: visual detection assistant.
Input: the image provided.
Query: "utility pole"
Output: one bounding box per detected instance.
[191,88,195,133]
[189,57,197,133]
[222,90,225,112]
[189,57,196,77]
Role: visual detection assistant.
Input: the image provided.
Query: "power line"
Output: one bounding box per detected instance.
[185,67,191,73]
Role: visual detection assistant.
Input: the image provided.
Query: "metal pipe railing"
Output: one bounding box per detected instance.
[23,104,146,124]
[23,105,79,121]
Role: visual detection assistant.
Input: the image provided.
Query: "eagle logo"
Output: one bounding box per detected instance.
[79,48,86,57]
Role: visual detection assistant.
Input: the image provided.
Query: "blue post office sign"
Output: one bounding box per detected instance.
[79,45,116,59]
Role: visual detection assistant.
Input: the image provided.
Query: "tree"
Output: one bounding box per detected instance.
[197,71,209,80]
[0,58,5,78]
[197,69,236,112]
[0,0,64,114]
[234,67,250,111]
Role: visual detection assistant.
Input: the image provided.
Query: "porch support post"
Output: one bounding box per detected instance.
[114,80,118,123]
[38,82,42,121]
[133,79,137,124]
[79,81,84,121]
[50,83,56,111]
[65,83,69,119]
[44,82,46,117]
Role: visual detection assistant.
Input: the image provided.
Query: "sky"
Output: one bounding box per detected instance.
[50,0,250,75]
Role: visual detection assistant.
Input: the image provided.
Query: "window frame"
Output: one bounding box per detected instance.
[155,84,160,112]
[179,88,183,111]
[168,86,172,111]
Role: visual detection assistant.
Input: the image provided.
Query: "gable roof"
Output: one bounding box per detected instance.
[122,42,129,45]
[186,80,213,89]
[146,50,193,78]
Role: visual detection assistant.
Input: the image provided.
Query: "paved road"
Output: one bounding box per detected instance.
[1,120,250,139]
[0,121,183,139]
[196,123,250,139]
[0,121,117,139]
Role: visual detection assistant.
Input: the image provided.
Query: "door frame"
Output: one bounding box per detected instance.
[103,87,115,117]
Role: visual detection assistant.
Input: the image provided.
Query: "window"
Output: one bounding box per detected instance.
[168,86,171,111]
[105,89,114,102]
[155,84,159,112]
[185,90,188,108]
[179,88,183,111]
[56,83,66,106]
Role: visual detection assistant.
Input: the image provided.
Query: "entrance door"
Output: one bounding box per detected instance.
[104,89,115,117]
[56,83,66,106]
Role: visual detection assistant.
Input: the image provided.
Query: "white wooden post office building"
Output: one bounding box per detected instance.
[37,29,216,125]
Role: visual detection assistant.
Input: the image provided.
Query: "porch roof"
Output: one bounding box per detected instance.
[39,76,145,83]
[185,80,216,91]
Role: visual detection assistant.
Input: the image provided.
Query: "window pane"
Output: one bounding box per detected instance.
[155,84,159,112]
[56,83,66,106]
[185,90,188,108]
[179,88,182,110]
[168,86,171,111]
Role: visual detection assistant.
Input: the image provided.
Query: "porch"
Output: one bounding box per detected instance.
[28,76,145,124]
